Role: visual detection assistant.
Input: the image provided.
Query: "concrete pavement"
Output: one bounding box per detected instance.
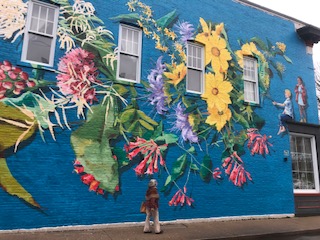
[1,215,320,240]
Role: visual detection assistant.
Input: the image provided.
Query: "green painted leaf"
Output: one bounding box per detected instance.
[200,155,212,182]
[187,146,195,153]
[232,110,250,129]
[171,154,187,181]
[283,55,293,64]
[71,96,120,194]
[156,10,177,28]
[0,102,37,152]
[137,110,158,125]
[127,120,139,133]
[3,92,55,129]
[190,163,199,171]
[250,37,268,51]
[155,133,178,144]
[0,157,40,208]
[110,13,140,23]
[119,109,137,123]
[151,121,163,139]
[113,147,130,167]
[184,104,198,114]
[139,119,154,131]
[164,175,172,187]
[113,84,129,96]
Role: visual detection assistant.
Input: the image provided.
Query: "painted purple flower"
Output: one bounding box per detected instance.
[175,21,194,44]
[173,102,198,143]
[147,56,168,115]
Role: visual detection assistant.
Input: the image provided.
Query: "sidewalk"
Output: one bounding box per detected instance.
[1,215,320,240]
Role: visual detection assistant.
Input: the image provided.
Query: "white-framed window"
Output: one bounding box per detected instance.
[21,0,59,67]
[186,42,204,94]
[290,133,320,193]
[243,56,259,104]
[117,24,142,83]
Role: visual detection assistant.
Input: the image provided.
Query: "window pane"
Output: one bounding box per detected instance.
[32,4,40,18]
[244,81,255,102]
[290,135,317,190]
[48,8,55,22]
[46,22,53,35]
[26,33,52,64]
[38,19,46,33]
[119,54,138,81]
[187,69,201,93]
[40,6,47,20]
[30,17,38,32]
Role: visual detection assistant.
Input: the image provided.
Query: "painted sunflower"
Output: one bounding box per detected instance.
[201,72,233,111]
[206,105,232,132]
[164,62,187,86]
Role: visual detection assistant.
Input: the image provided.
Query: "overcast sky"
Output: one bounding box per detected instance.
[247,0,320,62]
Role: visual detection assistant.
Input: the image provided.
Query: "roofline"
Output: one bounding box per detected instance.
[234,0,320,30]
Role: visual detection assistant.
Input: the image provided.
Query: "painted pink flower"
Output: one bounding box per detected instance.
[0,61,33,99]
[19,71,29,81]
[56,48,100,105]
[222,152,252,187]
[2,81,13,89]
[124,137,167,176]
[169,187,194,207]
[8,71,17,80]
[213,167,222,180]
[1,60,12,71]
[247,128,272,156]
[0,70,6,80]
[26,80,36,88]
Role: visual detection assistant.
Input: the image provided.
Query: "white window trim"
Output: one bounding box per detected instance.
[186,41,204,94]
[290,133,320,194]
[21,0,59,67]
[116,24,142,83]
[243,56,259,104]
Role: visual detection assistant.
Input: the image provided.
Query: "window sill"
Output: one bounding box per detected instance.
[294,192,320,196]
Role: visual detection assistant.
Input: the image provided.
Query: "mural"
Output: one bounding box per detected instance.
[0,0,293,210]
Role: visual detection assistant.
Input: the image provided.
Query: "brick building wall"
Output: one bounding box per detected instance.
[0,0,318,230]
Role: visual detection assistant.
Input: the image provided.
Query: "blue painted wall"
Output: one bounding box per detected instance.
[0,0,317,230]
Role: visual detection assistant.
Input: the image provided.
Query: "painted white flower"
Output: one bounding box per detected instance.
[0,0,28,42]
[73,0,95,17]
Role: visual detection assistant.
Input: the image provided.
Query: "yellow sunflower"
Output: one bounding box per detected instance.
[214,23,224,36]
[276,42,286,53]
[201,72,233,111]
[195,17,214,45]
[206,105,232,132]
[164,62,187,86]
[235,42,265,68]
[205,33,232,74]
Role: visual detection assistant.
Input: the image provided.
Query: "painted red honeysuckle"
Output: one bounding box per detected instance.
[169,187,194,207]
[222,152,252,187]
[247,128,272,156]
[124,137,167,176]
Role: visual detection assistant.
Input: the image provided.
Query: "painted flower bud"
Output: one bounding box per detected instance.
[1,60,12,71]
[0,85,6,94]
[2,81,13,90]
[19,71,29,81]
[15,81,26,89]
[0,70,6,81]
[13,88,21,95]
[8,71,18,80]
[12,66,22,74]
[26,80,36,88]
